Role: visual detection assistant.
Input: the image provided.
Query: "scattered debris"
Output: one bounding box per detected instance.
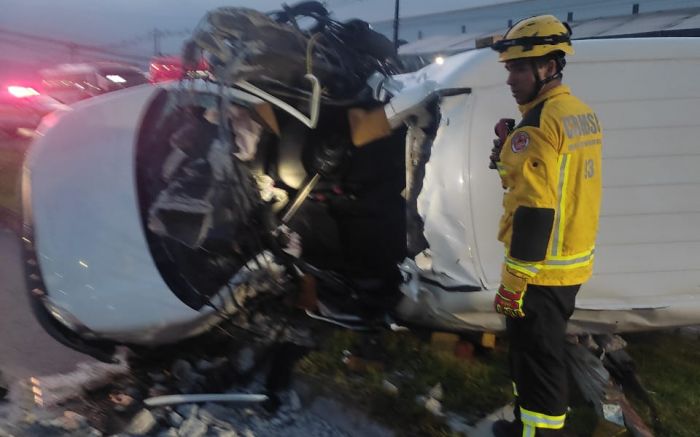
[602,402,625,427]
[124,409,157,436]
[108,392,135,413]
[177,416,208,437]
[144,393,268,407]
[28,349,129,406]
[381,380,399,396]
[567,336,656,437]
[429,332,459,354]
[480,332,497,349]
[48,410,88,432]
[168,410,184,427]
[0,333,390,437]
[423,396,444,417]
[454,340,475,360]
[0,371,7,402]
[677,325,700,340]
[428,383,443,401]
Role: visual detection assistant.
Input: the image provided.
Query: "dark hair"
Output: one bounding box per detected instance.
[534,51,567,74]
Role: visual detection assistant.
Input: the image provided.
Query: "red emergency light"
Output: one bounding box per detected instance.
[149,56,209,83]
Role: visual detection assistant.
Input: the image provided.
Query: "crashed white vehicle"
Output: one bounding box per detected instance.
[21,5,700,360]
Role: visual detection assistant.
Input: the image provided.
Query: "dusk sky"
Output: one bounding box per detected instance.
[0,0,519,48]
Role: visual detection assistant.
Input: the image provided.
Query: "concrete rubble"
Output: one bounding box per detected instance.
[0,340,393,437]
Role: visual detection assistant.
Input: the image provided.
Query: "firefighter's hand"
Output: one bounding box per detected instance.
[494,265,528,318]
[494,284,526,318]
[489,118,515,169]
[489,139,503,170]
[495,118,516,142]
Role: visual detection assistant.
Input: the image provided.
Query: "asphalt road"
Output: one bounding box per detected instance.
[0,137,93,385]
[0,224,93,381]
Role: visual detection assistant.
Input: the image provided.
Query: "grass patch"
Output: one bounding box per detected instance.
[625,331,700,437]
[297,329,700,436]
[297,330,511,437]
[565,404,599,436]
[0,146,24,214]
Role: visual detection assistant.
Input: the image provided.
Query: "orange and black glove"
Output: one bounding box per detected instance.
[494,267,527,318]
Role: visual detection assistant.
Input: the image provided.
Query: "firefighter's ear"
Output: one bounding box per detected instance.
[545,57,559,77]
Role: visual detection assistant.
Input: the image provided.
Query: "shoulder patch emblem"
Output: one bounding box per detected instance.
[511,131,529,153]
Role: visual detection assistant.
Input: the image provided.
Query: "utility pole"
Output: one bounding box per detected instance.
[152,28,161,56]
[68,42,78,62]
[393,0,400,50]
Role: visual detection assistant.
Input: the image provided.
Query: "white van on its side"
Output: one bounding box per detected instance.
[21,36,700,357]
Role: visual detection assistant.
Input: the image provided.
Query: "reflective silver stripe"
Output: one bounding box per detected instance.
[522,424,536,437]
[505,257,540,275]
[548,247,595,261]
[551,154,569,257]
[544,251,594,266]
[520,408,566,429]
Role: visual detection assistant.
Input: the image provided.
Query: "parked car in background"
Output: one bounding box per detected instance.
[149,55,209,83]
[0,85,68,138]
[149,56,184,83]
[39,62,148,104]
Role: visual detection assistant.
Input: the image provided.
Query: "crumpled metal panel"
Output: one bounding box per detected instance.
[415,94,483,288]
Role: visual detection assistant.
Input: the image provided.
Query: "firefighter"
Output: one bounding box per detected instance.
[489,15,603,437]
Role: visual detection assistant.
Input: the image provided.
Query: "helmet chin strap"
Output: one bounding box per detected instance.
[524,59,563,103]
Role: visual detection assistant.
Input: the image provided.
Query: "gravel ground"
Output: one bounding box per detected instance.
[0,341,393,437]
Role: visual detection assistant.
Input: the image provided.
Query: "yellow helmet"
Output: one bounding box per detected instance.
[492,15,574,62]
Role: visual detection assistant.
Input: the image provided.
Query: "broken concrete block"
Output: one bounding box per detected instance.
[382,380,399,396]
[481,332,497,349]
[178,417,208,437]
[175,403,199,419]
[454,341,475,360]
[169,411,184,427]
[428,383,443,401]
[125,409,157,435]
[424,397,444,417]
[157,428,179,437]
[430,332,459,354]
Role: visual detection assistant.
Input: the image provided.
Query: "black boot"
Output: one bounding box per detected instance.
[493,420,578,437]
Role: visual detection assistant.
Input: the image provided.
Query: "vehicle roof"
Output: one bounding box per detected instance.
[40,62,143,76]
[150,56,182,65]
[405,36,700,91]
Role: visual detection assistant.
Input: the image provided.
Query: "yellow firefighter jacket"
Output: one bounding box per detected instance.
[496,84,602,287]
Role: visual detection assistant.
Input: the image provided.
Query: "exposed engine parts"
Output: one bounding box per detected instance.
[137,1,409,332]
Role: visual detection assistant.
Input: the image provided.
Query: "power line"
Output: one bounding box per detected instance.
[99,28,191,50]
[0,27,150,63]
[0,37,144,65]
